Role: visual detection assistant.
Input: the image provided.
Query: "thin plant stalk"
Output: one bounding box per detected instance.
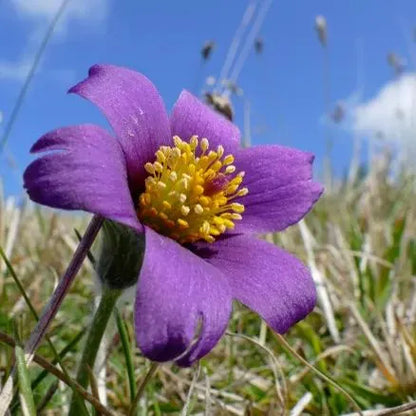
[0,243,84,414]
[9,329,86,413]
[115,308,136,402]
[15,346,36,416]
[128,363,160,416]
[226,0,273,95]
[215,0,257,93]
[181,363,201,416]
[68,286,121,415]
[0,0,71,152]
[36,380,59,414]
[316,17,333,191]
[4,247,86,412]
[24,215,103,360]
[274,333,364,416]
[0,331,116,416]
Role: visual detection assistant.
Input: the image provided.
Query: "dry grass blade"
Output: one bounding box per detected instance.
[274,333,364,416]
[0,331,116,416]
[290,392,313,416]
[87,365,103,416]
[128,362,159,416]
[227,331,286,409]
[181,363,201,416]
[298,220,340,342]
[342,399,416,415]
[348,302,397,383]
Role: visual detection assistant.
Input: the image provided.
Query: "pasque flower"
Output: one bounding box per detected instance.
[24,64,323,366]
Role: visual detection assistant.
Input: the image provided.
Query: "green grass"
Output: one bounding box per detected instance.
[2,155,416,415]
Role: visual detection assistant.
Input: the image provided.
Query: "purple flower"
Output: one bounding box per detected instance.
[23,64,323,366]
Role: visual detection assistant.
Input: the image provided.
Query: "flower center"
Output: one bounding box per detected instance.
[137,136,248,244]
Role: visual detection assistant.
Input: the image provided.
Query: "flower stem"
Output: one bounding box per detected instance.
[25,215,104,360]
[69,286,121,416]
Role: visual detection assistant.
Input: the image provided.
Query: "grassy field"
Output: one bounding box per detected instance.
[1,151,416,415]
[1,3,415,414]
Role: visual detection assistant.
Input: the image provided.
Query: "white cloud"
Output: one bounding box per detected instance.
[0,57,77,83]
[350,73,416,165]
[0,59,31,82]
[0,0,109,82]
[353,74,416,143]
[10,0,109,28]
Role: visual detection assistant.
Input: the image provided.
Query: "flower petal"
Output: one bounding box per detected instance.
[234,145,323,233]
[69,64,171,189]
[134,226,232,366]
[24,124,141,231]
[170,90,240,153]
[196,235,316,333]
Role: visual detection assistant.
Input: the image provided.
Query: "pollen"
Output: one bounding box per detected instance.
[137,136,248,244]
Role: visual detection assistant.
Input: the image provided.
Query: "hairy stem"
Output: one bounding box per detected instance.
[25,215,104,360]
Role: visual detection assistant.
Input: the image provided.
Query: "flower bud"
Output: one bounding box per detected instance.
[96,220,145,289]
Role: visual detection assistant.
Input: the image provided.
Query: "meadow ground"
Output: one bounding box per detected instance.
[1,152,416,415]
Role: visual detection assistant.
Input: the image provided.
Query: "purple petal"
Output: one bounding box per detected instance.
[198,235,316,333]
[24,124,141,231]
[69,64,171,189]
[134,226,232,366]
[170,90,240,154]
[234,145,323,233]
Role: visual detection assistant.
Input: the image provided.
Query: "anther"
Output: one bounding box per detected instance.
[194,204,204,214]
[231,203,245,213]
[201,221,210,234]
[162,201,172,210]
[177,219,189,229]
[154,162,163,172]
[156,150,166,162]
[200,138,209,151]
[190,135,198,148]
[194,185,204,195]
[181,206,190,216]
[156,181,166,190]
[225,165,236,174]
[173,136,182,147]
[223,154,234,165]
[144,162,155,174]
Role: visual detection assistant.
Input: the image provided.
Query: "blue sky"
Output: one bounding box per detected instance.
[1,0,416,196]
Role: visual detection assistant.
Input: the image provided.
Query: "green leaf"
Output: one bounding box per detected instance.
[115,307,136,402]
[15,345,36,416]
[339,377,400,407]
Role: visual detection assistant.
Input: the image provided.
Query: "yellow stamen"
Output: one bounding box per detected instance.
[137,136,248,244]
